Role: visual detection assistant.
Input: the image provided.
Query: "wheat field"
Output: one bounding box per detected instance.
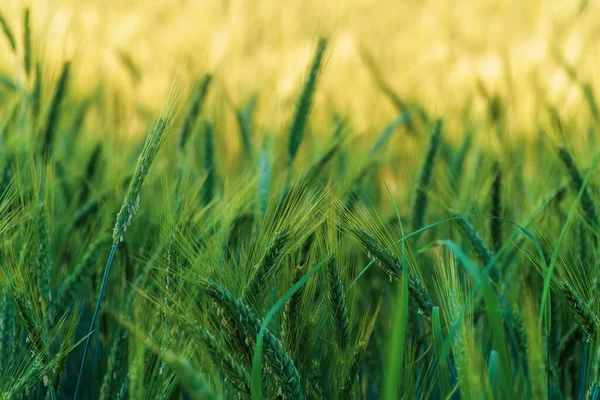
[1,1,600,399]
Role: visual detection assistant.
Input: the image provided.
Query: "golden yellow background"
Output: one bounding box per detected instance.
[2,0,599,136]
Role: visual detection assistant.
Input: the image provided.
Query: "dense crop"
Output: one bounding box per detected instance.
[1,4,600,400]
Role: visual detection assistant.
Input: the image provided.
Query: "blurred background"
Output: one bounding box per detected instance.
[1,0,599,139]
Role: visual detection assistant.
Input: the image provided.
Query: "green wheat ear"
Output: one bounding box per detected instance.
[558,145,600,230]
[116,50,141,83]
[23,8,31,78]
[202,118,216,206]
[411,118,442,232]
[287,37,328,165]
[198,328,251,396]
[31,63,42,129]
[451,128,472,190]
[450,210,497,281]
[557,281,598,339]
[172,319,251,396]
[74,80,181,400]
[340,340,368,399]
[0,11,16,52]
[202,279,302,399]
[490,161,502,252]
[241,230,290,304]
[178,74,212,153]
[350,226,433,319]
[8,287,48,364]
[36,190,52,322]
[236,94,257,158]
[282,37,328,204]
[326,255,350,352]
[42,61,70,159]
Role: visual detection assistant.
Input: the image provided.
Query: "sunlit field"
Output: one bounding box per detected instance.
[1,1,600,399]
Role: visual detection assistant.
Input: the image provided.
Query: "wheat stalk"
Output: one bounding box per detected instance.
[74,82,180,399]
[195,325,251,396]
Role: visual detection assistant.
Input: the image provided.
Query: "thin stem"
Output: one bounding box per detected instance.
[74,243,118,400]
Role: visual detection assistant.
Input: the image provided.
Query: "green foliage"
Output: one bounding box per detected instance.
[1,26,600,400]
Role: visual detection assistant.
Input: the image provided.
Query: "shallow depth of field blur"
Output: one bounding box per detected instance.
[2,1,600,134]
[2,0,600,399]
